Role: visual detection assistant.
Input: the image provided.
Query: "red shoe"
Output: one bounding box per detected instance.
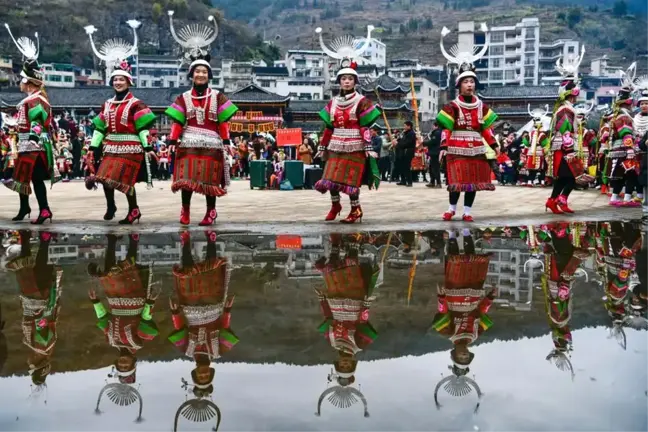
[118,208,141,225]
[600,184,608,194]
[31,208,53,225]
[557,195,574,213]
[205,230,217,242]
[340,206,363,224]
[199,208,217,226]
[180,231,190,245]
[462,214,474,222]
[545,198,564,214]
[39,231,55,242]
[179,206,190,225]
[442,211,455,221]
[325,202,342,221]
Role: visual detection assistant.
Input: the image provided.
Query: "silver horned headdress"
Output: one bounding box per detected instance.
[528,104,550,123]
[555,45,585,81]
[546,348,575,380]
[434,365,483,413]
[440,23,489,86]
[168,10,218,66]
[94,367,143,423]
[174,378,222,432]
[84,20,140,81]
[315,25,374,79]
[574,101,595,118]
[4,24,39,61]
[315,369,369,418]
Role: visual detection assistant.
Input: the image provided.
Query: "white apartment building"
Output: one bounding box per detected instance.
[590,55,624,78]
[538,39,580,84]
[396,76,440,121]
[460,18,578,87]
[42,63,76,88]
[251,66,325,100]
[221,59,268,93]
[355,37,387,68]
[284,50,328,79]
[134,55,181,88]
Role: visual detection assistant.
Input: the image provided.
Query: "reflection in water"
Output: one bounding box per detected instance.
[170,231,235,432]
[88,234,156,422]
[7,231,62,409]
[0,222,645,431]
[432,229,491,413]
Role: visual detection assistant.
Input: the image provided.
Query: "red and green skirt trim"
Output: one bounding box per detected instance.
[99,262,149,298]
[315,151,366,196]
[96,152,145,195]
[173,258,228,304]
[445,154,495,193]
[172,147,227,197]
[3,152,50,195]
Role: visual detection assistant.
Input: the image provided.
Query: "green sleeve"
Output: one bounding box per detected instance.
[28,103,48,124]
[90,129,105,148]
[93,301,108,319]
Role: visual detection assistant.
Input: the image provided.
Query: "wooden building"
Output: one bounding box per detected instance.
[479,85,559,128]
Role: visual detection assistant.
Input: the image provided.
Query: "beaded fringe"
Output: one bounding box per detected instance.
[314,179,359,196]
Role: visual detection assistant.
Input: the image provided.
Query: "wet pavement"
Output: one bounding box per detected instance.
[0,181,640,234]
[0,221,645,431]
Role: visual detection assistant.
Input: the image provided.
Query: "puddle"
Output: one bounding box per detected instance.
[0,221,646,431]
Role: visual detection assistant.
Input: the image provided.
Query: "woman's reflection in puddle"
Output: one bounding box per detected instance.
[432,228,493,413]
[88,233,158,422]
[314,233,380,418]
[6,230,61,410]
[169,230,238,432]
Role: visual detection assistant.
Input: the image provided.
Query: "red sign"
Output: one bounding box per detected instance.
[276,128,302,147]
[276,235,302,250]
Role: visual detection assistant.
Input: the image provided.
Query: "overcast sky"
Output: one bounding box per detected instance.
[0,326,645,432]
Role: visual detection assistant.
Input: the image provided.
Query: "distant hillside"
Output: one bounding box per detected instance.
[213,0,647,68]
[0,0,277,69]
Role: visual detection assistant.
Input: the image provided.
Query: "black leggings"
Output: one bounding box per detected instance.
[550,158,575,199]
[448,236,475,255]
[181,234,217,268]
[611,171,638,195]
[182,190,216,208]
[449,191,476,207]
[18,156,49,211]
[103,186,138,211]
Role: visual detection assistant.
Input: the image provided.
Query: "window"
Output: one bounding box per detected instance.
[141,80,148,87]
[414,85,421,93]
[169,81,175,88]
[64,76,73,83]
[67,246,75,253]
[260,80,271,88]
[524,57,535,65]
[505,70,516,80]
[313,93,320,99]
[524,67,534,78]
[295,59,306,67]
[491,32,504,43]
[490,46,504,56]
[491,58,501,68]
[428,101,431,110]
[428,88,431,96]
[489,70,503,80]
[568,45,575,54]
[525,42,535,52]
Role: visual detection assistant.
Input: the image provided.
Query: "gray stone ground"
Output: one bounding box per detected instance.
[0,180,642,234]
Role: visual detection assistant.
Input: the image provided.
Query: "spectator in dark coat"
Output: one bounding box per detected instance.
[425,122,442,188]
[392,121,417,187]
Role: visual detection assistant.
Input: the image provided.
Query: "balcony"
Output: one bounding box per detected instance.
[504,50,519,58]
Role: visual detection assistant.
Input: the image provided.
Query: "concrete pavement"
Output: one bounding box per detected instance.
[0,179,641,234]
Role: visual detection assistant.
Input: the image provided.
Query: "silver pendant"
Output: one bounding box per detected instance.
[196,107,206,125]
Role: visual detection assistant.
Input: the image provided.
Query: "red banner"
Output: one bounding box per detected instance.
[276,235,302,250]
[276,128,302,147]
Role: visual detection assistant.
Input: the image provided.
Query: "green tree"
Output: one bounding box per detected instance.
[566,7,581,27]
[151,2,163,23]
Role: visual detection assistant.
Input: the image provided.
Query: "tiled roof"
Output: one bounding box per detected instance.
[361,74,409,93]
[252,67,289,77]
[479,85,559,99]
[229,83,291,104]
[287,100,325,113]
[378,99,413,111]
[491,106,535,115]
[0,87,186,109]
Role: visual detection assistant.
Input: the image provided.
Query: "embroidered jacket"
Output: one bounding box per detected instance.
[90,93,156,154]
[607,107,635,160]
[436,96,498,157]
[165,88,238,148]
[549,102,577,153]
[318,92,381,154]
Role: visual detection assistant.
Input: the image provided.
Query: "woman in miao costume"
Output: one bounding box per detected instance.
[165,11,238,226]
[84,20,157,224]
[169,230,237,432]
[606,63,640,207]
[544,47,585,214]
[314,26,382,224]
[520,105,550,187]
[437,24,498,222]
[4,25,60,224]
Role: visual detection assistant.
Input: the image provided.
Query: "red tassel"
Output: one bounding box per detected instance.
[350,61,357,70]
